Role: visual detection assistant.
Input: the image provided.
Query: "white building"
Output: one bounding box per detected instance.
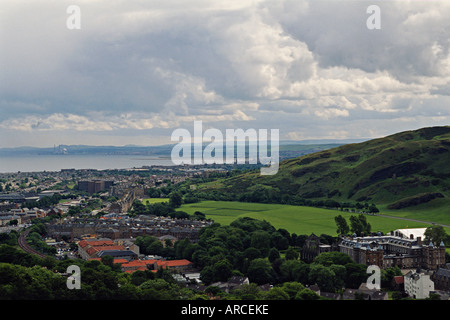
[404,269,434,299]
[392,228,427,240]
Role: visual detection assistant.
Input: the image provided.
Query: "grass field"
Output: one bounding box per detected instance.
[180,201,447,236]
[142,198,169,205]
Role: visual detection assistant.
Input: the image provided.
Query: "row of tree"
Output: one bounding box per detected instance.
[164,176,381,214]
[335,214,372,236]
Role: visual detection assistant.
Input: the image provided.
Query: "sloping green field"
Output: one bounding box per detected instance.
[180,201,445,236]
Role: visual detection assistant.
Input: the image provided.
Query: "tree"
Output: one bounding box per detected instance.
[344,262,368,289]
[308,264,337,293]
[279,260,304,282]
[330,264,346,290]
[285,247,299,260]
[295,288,320,300]
[265,287,289,300]
[247,258,274,285]
[250,231,271,256]
[280,282,305,300]
[270,232,289,250]
[234,283,264,300]
[212,259,233,282]
[169,191,183,208]
[268,248,280,263]
[335,215,349,235]
[100,255,114,268]
[350,214,371,236]
[381,266,402,289]
[314,252,353,267]
[424,225,448,246]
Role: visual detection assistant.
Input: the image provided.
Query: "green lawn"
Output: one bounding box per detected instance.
[180,201,444,236]
[142,198,169,205]
[377,197,450,226]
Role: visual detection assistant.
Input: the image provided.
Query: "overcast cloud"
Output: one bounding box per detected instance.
[0,0,449,147]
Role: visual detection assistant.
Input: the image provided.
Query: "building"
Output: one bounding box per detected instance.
[78,180,114,194]
[339,231,446,270]
[97,249,138,261]
[432,267,450,291]
[78,238,137,261]
[121,259,157,273]
[404,269,435,299]
[120,259,194,274]
[108,190,135,214]
[156,259,194,272]
[392,228,427,240]
[301,233,336,263]
[46,214,212,242]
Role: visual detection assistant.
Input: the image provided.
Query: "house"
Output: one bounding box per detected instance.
[432,267,450,291]
[358,282,389,300]
[78,238,124,260]
[210,276,250,293]
[158,235,178,247]
[404,269,435,299]
[341,284,388,300]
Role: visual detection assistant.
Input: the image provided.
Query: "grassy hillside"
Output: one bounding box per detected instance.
[194,126,450,213]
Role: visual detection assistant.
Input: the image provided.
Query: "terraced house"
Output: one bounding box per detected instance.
[78,238,138,261]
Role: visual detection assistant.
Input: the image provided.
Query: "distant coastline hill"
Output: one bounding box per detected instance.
[196,126,450,211]
[0,139,367,160]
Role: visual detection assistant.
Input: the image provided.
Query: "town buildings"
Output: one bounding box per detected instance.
[47,214,212,242]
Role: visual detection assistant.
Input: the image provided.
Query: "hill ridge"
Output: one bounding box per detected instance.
[196,126,450,211]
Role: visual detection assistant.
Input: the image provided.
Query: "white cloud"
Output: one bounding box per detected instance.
[0,0,449,147]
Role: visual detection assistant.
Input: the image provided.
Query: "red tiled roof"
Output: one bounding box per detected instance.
[122,260,156,268]
[79,239,114,248]
[113,259,129,264]
[86,245,124,256]
[394,276,404,284]
[156,259,192,268]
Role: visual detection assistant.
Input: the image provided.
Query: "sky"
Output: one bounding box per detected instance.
[0,0,449,148]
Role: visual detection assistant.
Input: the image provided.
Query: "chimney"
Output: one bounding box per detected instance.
[417,237,422,246]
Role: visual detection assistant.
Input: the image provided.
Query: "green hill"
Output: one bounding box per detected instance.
[195,126,450,212]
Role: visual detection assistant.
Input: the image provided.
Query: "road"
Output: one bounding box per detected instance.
[369,212,450,229]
